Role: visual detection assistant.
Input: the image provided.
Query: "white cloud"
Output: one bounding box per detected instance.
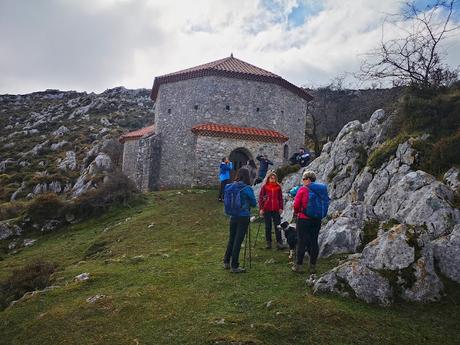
[0,0,459,93]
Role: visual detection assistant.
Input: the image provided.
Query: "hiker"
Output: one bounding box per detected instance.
[258,171,284,249]
[223,168,257,273]
[289,148,310,167]
[218,157,233,202]
[255,154,273,184]
[292,170,329,274]
[241,159,257,185]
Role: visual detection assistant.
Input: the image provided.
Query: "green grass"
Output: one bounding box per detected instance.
[0,190,459,345]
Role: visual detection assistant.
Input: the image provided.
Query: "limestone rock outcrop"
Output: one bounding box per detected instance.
[274,109,459,304]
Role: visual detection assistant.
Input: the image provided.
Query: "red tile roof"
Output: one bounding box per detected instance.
[191,123,288,143]
[150,55,313,102]
[119,124,155,143]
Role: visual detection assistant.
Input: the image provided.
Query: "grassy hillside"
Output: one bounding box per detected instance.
[0,190,459,345]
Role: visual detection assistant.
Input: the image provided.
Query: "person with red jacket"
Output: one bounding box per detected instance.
[292,170,322,273]
[259,171,284,249]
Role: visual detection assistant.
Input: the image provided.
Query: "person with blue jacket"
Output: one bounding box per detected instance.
[223,168,257,273]
[218,157,233,201]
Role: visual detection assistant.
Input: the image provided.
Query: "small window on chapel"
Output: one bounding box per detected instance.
[281,110,284,115]
[283,144,289,160]
[167,108,171,114]
[226,105,230,111]
[256,107,260,112]
[194,105,198,110]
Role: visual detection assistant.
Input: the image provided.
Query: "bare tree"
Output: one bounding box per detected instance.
[360,0,460,88]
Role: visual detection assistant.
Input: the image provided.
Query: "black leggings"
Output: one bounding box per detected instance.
[296,218,321,265]
[224,216,250,269]
[264,211,281,244]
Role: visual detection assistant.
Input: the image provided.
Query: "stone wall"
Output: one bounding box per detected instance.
[193,135,285,186]
[121,140,139,185]
[155,75,309,188]
[122,134,161,191]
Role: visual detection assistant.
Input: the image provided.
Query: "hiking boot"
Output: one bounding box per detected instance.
[291,264,304,273]
[223,262,230,269]
[309,264,316,274]
[265,242,272,249]
[231,267,246,273]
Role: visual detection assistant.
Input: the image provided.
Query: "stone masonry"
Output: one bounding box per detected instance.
[155,76,308,188]
[121,56,311,190]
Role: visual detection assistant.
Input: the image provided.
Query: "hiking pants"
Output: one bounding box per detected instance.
[224,216,250,269]
[264,211,282,244]
[219,179,230,200]
[296,218,321,266]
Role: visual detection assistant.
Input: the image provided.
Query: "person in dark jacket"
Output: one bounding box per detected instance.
[241,159,257,185]
[259,171,284,249]
[289,148,310,167]
[218,157,233,201]
[292,170,322,274]
[255,154,273,183]
[223,168,257,273]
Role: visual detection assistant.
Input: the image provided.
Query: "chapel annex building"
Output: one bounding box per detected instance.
[120,55,312,191]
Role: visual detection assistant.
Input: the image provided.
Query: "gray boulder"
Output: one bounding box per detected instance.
[314,224,444,304]
[50,141,71,151]
[313,259,393,305]
[58,151,77,171]
[444,167,459,192]
[0,222,23,240]
[319,203,375,257]
[52,126,70,137]
[433,224,460,283]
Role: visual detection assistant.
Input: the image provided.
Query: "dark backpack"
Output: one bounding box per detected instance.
[224,183,247,217]
[303,182,330,220]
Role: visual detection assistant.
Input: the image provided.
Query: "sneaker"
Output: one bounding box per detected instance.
[291,264,304,273]
[231,267,246,273]
[276,242,285,250]
[265,242,272,249]
[309,264,316,274]
[223,263,230,269]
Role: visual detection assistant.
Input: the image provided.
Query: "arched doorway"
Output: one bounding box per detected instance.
[229,148,252,180]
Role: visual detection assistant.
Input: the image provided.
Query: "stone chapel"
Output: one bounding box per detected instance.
[120,55,312,191]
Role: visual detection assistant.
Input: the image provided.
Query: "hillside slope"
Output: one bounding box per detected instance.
[1,190,459,345]
[0,87,153,202]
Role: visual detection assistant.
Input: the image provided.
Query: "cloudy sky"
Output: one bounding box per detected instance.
[1,0,459,94]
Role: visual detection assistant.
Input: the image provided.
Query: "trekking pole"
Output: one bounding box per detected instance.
[248,223,252,268]
[253,221,262,249]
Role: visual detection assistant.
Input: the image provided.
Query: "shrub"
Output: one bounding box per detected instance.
[0,260,56,310]
[412,132,460,177]
[25,193,66,223]
[392,85,460,177]
[357,220,380,251]
[367,134,409,171]
[396,86,460,138]
[0,201,28,221]
[68,172,141,219]
[275,164,301,182]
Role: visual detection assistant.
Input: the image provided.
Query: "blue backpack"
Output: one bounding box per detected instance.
[224,183,247,217]
[303,182,330,220]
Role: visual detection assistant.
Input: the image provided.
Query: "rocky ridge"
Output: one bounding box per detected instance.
[276,109,460,305]
[0,87,153,203]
